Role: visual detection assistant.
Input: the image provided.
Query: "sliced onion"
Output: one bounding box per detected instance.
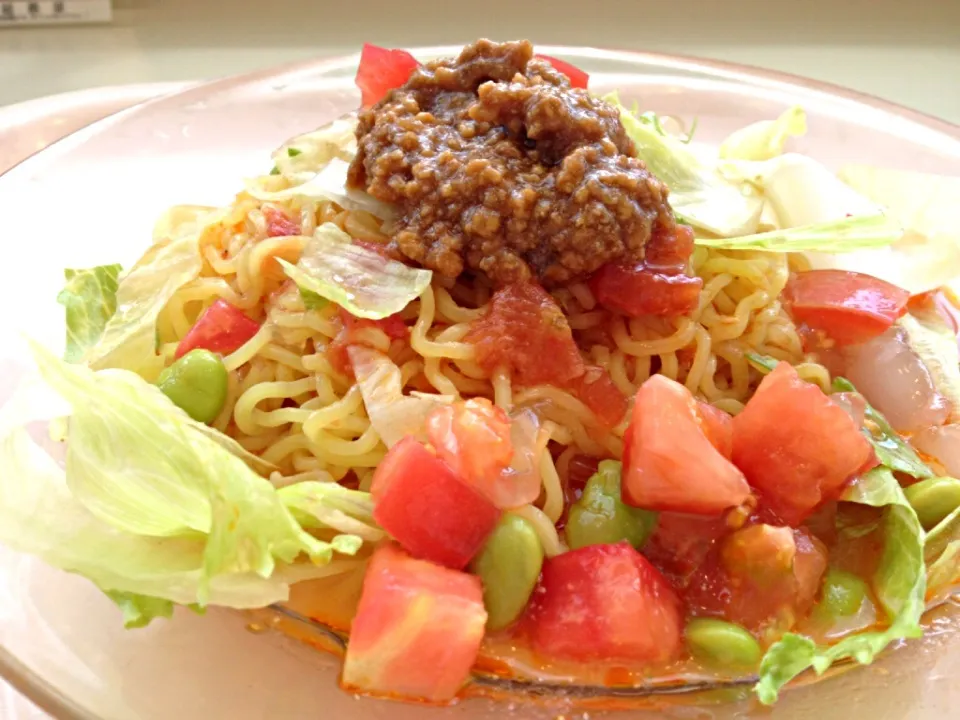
[912,424,960,477]
[493,409,543,510]
[842,326,951,432]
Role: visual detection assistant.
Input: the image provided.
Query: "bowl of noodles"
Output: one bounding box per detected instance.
[1,39,960,719]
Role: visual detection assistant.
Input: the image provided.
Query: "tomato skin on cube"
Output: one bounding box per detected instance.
[174,299,260,359]
[467,282,585,387]
[783,269,909,346]
[732,363,874,525]
[371,437,501,569]
[342,544,487,703]
[525,541,684,664]
[355,43,421,107]
[621,375,750,515]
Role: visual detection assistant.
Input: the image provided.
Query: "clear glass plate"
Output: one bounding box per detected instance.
[0,46,959,720]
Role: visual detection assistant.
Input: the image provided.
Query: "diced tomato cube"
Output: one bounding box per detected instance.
[684,526,827,631]
[338,307,409,341]
[534,54,589,88]
[696,401,734,460]
[174,299,261,359]
[566,365,629,429]
[621,375,750,515]
[731,363,874,525]
[327,307,410,376]
[643,512,730,579]
[371,437,500,569]
[342,544,486,703]
[355,43,421,108]
[426,398,513,485]
[525,542,683,664]
[590,262,703,317]
[426,401,542,510]
[784,269,909,346]
[645,224,696,267]
[467,282,585,387]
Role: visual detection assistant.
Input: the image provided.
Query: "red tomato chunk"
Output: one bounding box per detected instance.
[621,375,750,515]
[696,400,734,460]
[426,398,513,487]
[643,512,730,580]
[467,282,585,386]
[174,299,261,359]
[732,363,874,525]
[684,526,827,630]
[371,437,500,569]
[342,544,486,703]
[355,43,421,108]
[589,226,702,318]
[327,307,409,376]
[566,365,629,430]
[525,542,683,664]
[590,263,703,317]
[784,269,909,346]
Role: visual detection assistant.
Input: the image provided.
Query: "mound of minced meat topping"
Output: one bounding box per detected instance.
[347,39,677,287]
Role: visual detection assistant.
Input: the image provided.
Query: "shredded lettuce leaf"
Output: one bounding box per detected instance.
[247,158,395,221]
[924,505,960,600]
[756,467,925,704]
[57,264,122,363]
[299,288,329,311]
[347,345,453,448]
[720,153,882,228]
[719,106,806,162]
[821,165,960,295]
[279,482,384,543]
[925,503,960,598]
[693,213,901,253]
[607,92,763,237]
[0,342,365,625]
[279,223,431,321]
[833,377,933,479]
[106,591,176,629]
[712,152,902,253]
[271,115,358,178]
[614,102,900,253]
[82,206,220,381]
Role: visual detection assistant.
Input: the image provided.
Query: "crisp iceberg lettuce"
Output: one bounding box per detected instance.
[608,92,763,237]
[757,468,926,704]
[719,106,806,162]
[278,223,432,320]
[81,205,221,381]
[0,342,372,626]
[57,264,122,363]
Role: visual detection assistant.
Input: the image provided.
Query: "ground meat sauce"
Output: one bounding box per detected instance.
[348,39,677,287]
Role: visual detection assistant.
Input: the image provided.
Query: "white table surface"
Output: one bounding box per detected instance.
[1,0,959,717]
[0,0,959,123]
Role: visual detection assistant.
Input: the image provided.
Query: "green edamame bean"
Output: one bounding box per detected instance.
[565,460,657,551]
[685,618,762,671]
[817,568,870,618]
[471,514,544,630]
[904,476,960,530]
[157,349,228,424]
